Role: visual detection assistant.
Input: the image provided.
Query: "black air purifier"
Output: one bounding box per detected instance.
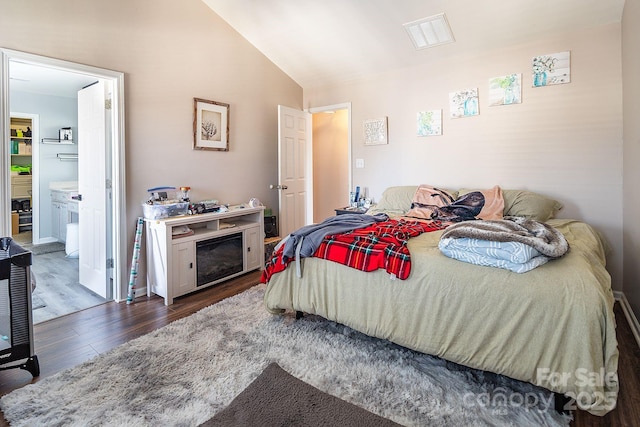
[264,215,278,238]
[0,237,39,377]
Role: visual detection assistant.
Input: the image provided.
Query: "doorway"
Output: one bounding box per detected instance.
[275,103,351,235]
[8,112,38,245]
[1,48,128,316]
[309,103,352,222]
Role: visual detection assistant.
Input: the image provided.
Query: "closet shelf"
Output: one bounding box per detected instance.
[42,138,74,144]
[57,153,78,161]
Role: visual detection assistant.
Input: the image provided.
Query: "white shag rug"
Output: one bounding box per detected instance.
[0,284,571,426]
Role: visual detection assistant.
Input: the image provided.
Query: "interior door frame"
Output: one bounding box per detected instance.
[308,102,353,206]
[0,48,128,302]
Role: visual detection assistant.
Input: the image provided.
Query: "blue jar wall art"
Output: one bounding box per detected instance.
[532,54,559,87]
[534,71,547,87]
[504,86,515,104]
[463,96,478,116]
[450,88,479,118]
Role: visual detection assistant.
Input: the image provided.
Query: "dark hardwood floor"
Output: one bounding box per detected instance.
[0,270,638,426]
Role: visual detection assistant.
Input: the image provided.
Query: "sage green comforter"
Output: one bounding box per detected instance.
[263,219,619,416]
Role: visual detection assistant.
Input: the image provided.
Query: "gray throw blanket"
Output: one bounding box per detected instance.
[280,213,389,263]
[440,216,569,258]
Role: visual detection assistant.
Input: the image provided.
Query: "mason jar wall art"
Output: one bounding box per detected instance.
[449,88,479,119]
[488,74,522,107]
[532,51,571,87]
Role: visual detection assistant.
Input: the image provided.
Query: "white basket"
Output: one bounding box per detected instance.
[142,202,189,219]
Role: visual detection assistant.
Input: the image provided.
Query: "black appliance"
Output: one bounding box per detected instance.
[264,215,278,238]
[196,233,243,286]
[0,237,39,377]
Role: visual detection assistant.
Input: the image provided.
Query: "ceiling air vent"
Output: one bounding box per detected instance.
[403,13,455,50]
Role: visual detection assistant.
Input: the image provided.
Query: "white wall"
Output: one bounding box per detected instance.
[305,24,624,290]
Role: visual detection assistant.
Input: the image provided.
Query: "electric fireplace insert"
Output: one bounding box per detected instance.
[196,232,244,287]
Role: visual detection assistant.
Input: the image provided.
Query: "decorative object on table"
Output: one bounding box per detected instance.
[363,117,388,145]
[349,186,362,208]
[179,186,191,203]
[532,51,571,87]
[147,186,175,203]
[417,109,443,136]
[248,198,263,208]
[449,88,479,118]
[59,127,73,141]
[488,73,522,106]
[194,98,229,151]
[189,200,221,215]
[142,186,189,219]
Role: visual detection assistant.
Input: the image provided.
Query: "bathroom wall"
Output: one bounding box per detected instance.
[11,90,78,239]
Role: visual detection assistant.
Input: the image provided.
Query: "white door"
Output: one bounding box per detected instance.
[276,106,312,237]
[78,81,108,298]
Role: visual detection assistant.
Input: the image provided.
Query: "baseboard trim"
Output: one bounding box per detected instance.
[614,291,640,349]
[114,286,147,303]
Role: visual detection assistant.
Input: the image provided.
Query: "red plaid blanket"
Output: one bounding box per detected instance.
[260,218,446,283]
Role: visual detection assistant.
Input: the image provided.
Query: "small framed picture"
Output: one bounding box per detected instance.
[194,98,229,151]
[363,117,388,145]
[59,127,73,141]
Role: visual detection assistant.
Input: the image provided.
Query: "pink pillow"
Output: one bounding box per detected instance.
[405,185,456,220]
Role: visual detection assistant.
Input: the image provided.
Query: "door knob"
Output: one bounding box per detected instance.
[269,184,288,190]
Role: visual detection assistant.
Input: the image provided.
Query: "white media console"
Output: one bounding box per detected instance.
[144,206,265,305]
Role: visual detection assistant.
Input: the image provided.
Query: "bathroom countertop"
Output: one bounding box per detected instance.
[49,181,78,192]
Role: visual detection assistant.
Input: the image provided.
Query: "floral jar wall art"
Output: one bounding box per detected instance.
[449,88,479,119]
[532,51,571,87]
[488,74,522,107]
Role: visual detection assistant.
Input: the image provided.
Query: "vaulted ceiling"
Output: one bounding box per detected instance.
[202,0,625,88]
[8,1,626,97]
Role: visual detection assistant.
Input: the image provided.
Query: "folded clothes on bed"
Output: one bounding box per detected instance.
[438,216,569,273]
[438,237,550,273]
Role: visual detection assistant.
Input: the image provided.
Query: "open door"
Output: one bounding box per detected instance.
[77,81,109,299]
[276,106,313,237]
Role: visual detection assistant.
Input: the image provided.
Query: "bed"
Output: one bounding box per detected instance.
[262,185,619,416]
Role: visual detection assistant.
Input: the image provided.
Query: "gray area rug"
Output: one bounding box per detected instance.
[201,362,401,426]
[0,285,571,427]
